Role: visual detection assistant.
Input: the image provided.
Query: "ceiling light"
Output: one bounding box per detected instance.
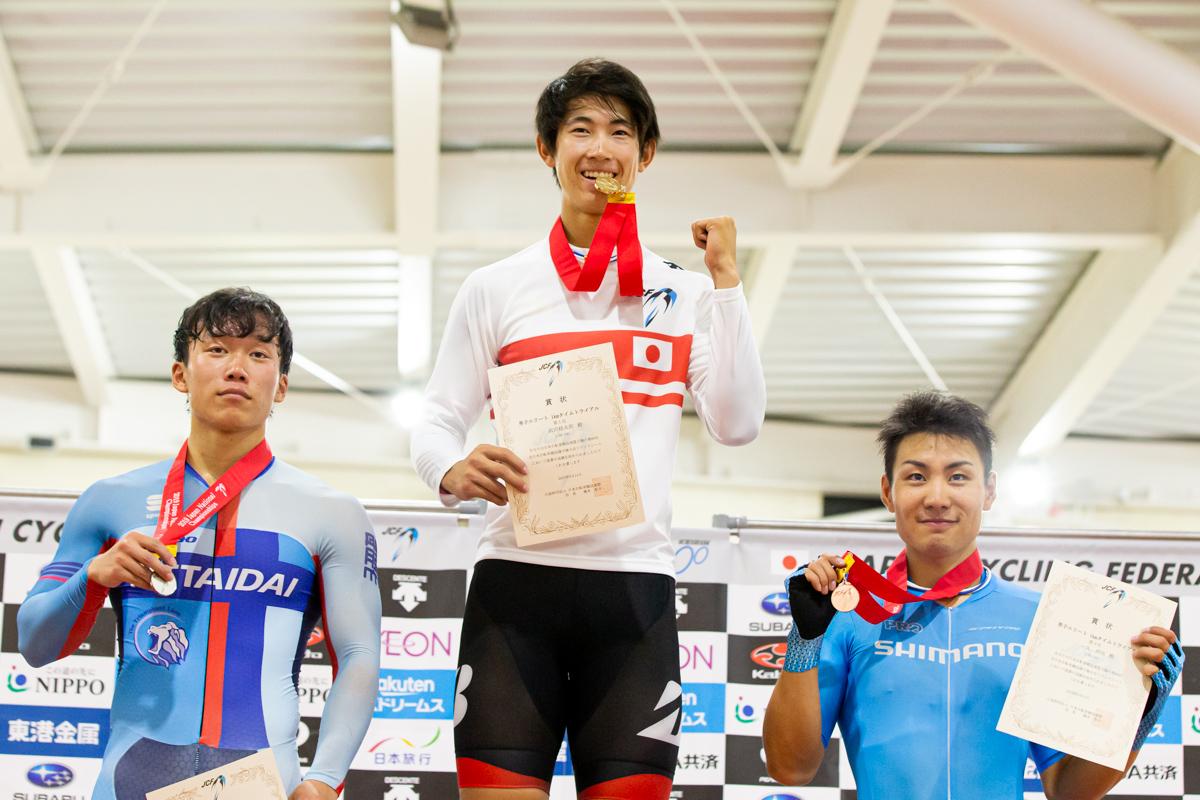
[391,0,459,51]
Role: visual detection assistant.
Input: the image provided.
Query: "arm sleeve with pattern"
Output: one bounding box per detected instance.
[686,282,766,446]
[17,485,113,668]
[304,498,383,791]
[410,272,499,505]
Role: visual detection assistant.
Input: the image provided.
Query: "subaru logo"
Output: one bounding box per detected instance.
[761,796,802,800]
[27,764,73,788]
[761,592,790,616]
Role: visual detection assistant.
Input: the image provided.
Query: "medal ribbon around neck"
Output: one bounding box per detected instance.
[549,183,643,297]
[156,437,274,551]
[837,548,984,623]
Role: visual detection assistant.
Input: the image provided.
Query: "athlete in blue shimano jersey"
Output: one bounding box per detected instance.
[17,289,381,800]
[762,391,1184,800]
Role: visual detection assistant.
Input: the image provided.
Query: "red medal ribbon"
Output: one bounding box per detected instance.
[842,548,984,624]
[549,198,643,297]
[155,438,273,547]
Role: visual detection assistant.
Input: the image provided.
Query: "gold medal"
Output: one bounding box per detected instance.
[831,582,860,612]
[594,176,625,195]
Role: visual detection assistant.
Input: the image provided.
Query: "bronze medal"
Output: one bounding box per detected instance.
[831,582,860,612]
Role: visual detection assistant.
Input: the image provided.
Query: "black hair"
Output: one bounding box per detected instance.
[535,58,661,166]
[878,391,995,481]
[173,287,293,375]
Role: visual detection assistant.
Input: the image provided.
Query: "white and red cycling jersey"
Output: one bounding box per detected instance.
[411,236,766,576]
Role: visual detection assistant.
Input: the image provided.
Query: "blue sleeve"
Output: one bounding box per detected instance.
[17,484,115,667]
[1031,742,1065,774]
[303,497,382,790]
[818,616,852,747]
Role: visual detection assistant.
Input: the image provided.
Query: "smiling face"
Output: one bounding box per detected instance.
[881,432,997,573]
[536,95,656,221]
[171,323,288,436]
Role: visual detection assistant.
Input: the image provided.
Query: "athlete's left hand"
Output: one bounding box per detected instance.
[1133,626,1176,675]
[691,216,740,289]
[289,779,337,800]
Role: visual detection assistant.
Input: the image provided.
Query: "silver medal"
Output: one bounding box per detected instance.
[151,572,177,596]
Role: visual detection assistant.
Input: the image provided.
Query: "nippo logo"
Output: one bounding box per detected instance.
[27,763,73,788]
[750,643,788,670]
[7,666,29,692]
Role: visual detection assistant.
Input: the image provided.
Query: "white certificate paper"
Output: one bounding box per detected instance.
[145,749,287,800]
[997,560,1177,770]
[488,342,645,547]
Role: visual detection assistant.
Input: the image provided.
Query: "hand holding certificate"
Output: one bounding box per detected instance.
[146,750,287,800]
[488,342,645,546]
[997,561,1177,770]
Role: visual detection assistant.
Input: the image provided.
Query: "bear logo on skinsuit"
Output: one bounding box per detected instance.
[133,609,191,667]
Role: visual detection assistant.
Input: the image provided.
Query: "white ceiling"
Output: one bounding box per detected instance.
[0,0,1198,448]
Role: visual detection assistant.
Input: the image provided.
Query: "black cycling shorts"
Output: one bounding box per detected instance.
[453,559,681,798]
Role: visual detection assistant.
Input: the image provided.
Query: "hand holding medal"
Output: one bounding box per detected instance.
[85,531,178,593]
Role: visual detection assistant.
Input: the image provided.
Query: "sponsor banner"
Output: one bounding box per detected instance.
[726,584,792,637]
[0,705,108,758]
[351,719,454,772]
[735,528,1200,595]
[673,732,724,786]
[720,787,839,800]
[297,665,333,716]
[3,556,51,606]
[302,625,331,666]
[379,618,458,671]
[1107,743,1183,795]
[374,670,455,720]
[723,684,773,738]
[678,632,726,683]
[680,683,724,735]
[0,753,103,800]
[297,716,320,768]
[379,569,467,620]
[726,635,786,686]
[0,655,113,710]
[665,787,724,800]
[341,769,459,799]
[672,536,730,583]
[674,583,727,633]
[368,512,484,572]
[0,499,75,555]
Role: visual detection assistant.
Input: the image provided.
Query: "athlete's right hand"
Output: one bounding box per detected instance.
[86,531,177,590]
[440,444,528,506]
[786,553,845,640]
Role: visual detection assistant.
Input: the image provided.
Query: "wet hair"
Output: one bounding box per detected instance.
[173,287,293,375]
[878,391,995,481]
[535,58,661,163]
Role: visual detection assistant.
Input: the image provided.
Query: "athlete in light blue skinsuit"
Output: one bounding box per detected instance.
[18,288,381,800]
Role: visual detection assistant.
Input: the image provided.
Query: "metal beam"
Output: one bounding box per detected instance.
[31,246,114,407]
[391,26,440,377]
[939,0,1200,155]
[0,26,40,190]
[990,144,1200,468]
[789,0,895,188]
[746,244,798,346]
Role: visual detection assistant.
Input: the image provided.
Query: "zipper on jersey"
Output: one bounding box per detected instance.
[946,606,953,800]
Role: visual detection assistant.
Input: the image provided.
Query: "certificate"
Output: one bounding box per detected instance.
[146,749,286,800]
[997,560,1177,770]
[488,342,645,546]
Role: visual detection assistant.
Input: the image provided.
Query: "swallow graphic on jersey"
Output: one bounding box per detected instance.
[642,288,677,327]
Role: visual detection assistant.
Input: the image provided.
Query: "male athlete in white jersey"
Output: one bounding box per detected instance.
[411,58,766,799]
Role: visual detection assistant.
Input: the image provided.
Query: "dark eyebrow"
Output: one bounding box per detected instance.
[947,460,974,469]
[902,460,927,468]
[566,114,595,125]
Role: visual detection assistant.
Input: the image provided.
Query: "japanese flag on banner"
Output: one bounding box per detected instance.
[770,549,809,576]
